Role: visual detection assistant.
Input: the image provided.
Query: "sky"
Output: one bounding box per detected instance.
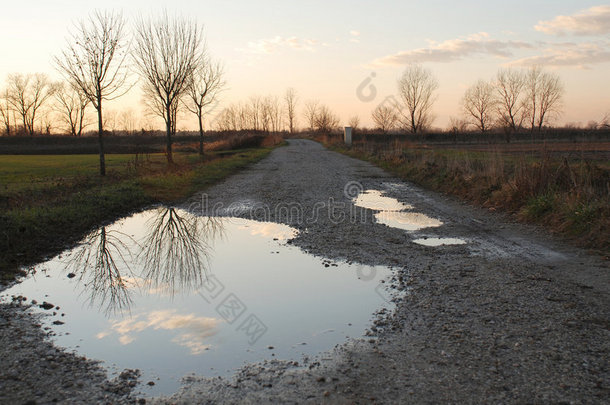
[0,0,609,130]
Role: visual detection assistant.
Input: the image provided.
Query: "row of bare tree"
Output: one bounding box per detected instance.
[369,64,565,140]
[0,11,225,175]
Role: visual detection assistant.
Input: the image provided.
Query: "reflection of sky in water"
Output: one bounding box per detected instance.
[413,237,466,246]
[375,211,443,231]
[353,189,443,231]
[354,190,413,211]
[1,209,390,396]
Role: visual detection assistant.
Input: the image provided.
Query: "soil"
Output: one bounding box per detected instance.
[2,139,608,404]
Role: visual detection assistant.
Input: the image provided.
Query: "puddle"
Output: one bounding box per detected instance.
[412,237,466,246]
[354,190,413,211]
[353,189,443,231]
[1,208,391,396]
[375,211,443,232]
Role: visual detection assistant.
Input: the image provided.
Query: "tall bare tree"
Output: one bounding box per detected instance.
[495,68,527,137]
[55,83,90,136]
[6,73,56,135]
[461,79,497,133]
[303,100,319,132]
[134,12,203,163]
[186,55,225,156]
[54,10,129,175]
[284,88,298,133]
[396,64,438,134]
[525,66,564,132]
[371,104,398,134]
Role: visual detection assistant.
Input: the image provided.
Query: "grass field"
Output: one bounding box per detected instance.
[322,135,610,255]
[0,148,277,282]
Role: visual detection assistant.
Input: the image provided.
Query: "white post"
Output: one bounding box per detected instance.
[344,126,352,146]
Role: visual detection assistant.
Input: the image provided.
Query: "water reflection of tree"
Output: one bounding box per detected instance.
[140,207,223,296]
[70,227,136,315]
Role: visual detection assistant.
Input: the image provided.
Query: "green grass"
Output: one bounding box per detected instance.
[0,149,275,282]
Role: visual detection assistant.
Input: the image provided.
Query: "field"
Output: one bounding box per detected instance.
[321,134,610,255]
[0,138,280,281]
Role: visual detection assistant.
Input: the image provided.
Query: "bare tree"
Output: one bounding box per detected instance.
[6,73,56,135]
[0,89,13,135]
[371,105,398,134]
[348,115,360,131]
[303,100,319,132]
[495,68,527,138]
[284,88,298,133]
[525,66,564,132]
[134,12,203,163]
[54,10,129,175]
[396,64,438,133]
[314,104,340,133]
[118,108,138,134]
[186,55,225,156]
[55,83,90,136]
[461,79,497,133]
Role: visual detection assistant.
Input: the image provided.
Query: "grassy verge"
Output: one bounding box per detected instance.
[0,147,276,282]
[323,137,609,256]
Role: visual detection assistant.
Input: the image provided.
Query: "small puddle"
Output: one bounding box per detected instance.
[1,208,391,396]
[353,189,443,232]
[354,190,413,211]
[375,211,443,232]
[413,237,466,246]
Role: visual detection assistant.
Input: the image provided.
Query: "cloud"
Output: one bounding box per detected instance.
[371,32,533,66]
[102,310,221,355]
[535,5,610,36]
[510,41,610,68]
[350,30,360,37]
[245,36,320,54]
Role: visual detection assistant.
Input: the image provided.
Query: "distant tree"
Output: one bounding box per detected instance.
[525,66,564,132]
[133,12,203,163]
[495,68,527,138]
[54,83,90,136]
[314,104,340,133]
[348,115,360,131]
[6,73,56,135]
[186,55,225,156]
[303,100,319,132]
[118,108,138,134]
[0,89,13,135]
[461,79,497,133]
[284,88,298,133]
[396,63,438,133]
[371,104,398,134]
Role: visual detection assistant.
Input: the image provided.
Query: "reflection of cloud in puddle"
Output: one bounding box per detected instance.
[354,190,412,211]
[238,221,297,240]
[99,310,221,355]
[413,237,466,246]
[375,211,443,231]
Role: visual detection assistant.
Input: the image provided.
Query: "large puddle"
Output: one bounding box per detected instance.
[1,208,391,395]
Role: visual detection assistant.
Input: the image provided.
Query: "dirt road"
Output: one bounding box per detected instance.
[1,139,608,404]
[160,139,608,403]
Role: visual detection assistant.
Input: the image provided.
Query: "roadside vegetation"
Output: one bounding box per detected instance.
[0,134,282,282]
[319,134,609,255]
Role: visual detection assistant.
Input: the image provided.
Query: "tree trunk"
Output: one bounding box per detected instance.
[97,101,106,176]
[198,111,204,157]
[165,105,173,164]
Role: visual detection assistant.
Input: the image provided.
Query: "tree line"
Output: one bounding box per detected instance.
[0,10,225,175]
[370,63,568,142]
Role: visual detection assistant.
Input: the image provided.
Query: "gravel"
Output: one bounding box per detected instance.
[2,139,608,404]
